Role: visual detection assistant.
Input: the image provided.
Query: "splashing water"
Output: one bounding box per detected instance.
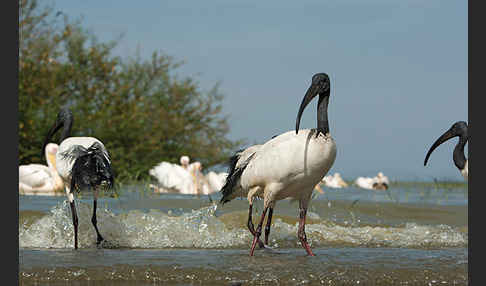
[19,200,467,249]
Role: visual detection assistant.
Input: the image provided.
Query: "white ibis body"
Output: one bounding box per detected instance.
[220,73,337,256]
[424,121,468,181]
[42,108,114,249]
[19,143,64,195]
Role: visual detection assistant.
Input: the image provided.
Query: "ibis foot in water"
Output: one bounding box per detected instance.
[298,207,315,256]
[247,203,266,249]
[96,236,104,247]
[97,239,118,249]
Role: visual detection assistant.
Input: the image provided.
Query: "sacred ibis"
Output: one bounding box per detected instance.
[424,121,468,181]
[220,73,337,256]
[42,108,114,249]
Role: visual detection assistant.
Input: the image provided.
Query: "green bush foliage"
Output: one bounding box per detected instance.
[19,0,244,181]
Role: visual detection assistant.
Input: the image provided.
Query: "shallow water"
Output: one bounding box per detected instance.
[19,182,468,285]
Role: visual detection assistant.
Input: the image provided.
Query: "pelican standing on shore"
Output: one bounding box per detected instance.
[220,73,337,256]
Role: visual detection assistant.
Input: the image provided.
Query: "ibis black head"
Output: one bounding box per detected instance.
[296,73,331,135]
[41,108,74,159]
[424,121,468,167]
[56,108,74,124]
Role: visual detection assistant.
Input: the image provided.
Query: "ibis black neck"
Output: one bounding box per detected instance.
[453,135,467,170]
[317,92,330,136]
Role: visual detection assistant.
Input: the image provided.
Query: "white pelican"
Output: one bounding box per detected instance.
[149,156,205,194]
[424,121,468,181]
[322,172,348,189]
[354,172,389,190]
[372,172,390,190]
[220,73,337,256]
[180,155,190,169]
[19,143,64,195]
[187,161,203,194]
[186,161,226,196]
[42,108,114,249]
[149,161,192,194]
[354,176,375,190]
[205,171,229,194]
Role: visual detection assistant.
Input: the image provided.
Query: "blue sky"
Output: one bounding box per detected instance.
[51,0,468,181]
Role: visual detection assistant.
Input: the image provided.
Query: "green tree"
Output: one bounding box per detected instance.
[19,0,244,181]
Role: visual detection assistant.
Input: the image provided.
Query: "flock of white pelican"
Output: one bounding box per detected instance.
[148,156,228,195]
[18,73,468,255]
[317,171,389,191]
[18,146,389,197]
[147,158,390,196]
[148,156,391,195]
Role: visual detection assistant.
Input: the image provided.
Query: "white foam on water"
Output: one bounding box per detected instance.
[268,219,467,248]
[19,201,467,249]
[19,201,251,249]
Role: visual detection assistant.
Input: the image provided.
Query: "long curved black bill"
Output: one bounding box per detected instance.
[295,83,319,134]
[424,128,457,166]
